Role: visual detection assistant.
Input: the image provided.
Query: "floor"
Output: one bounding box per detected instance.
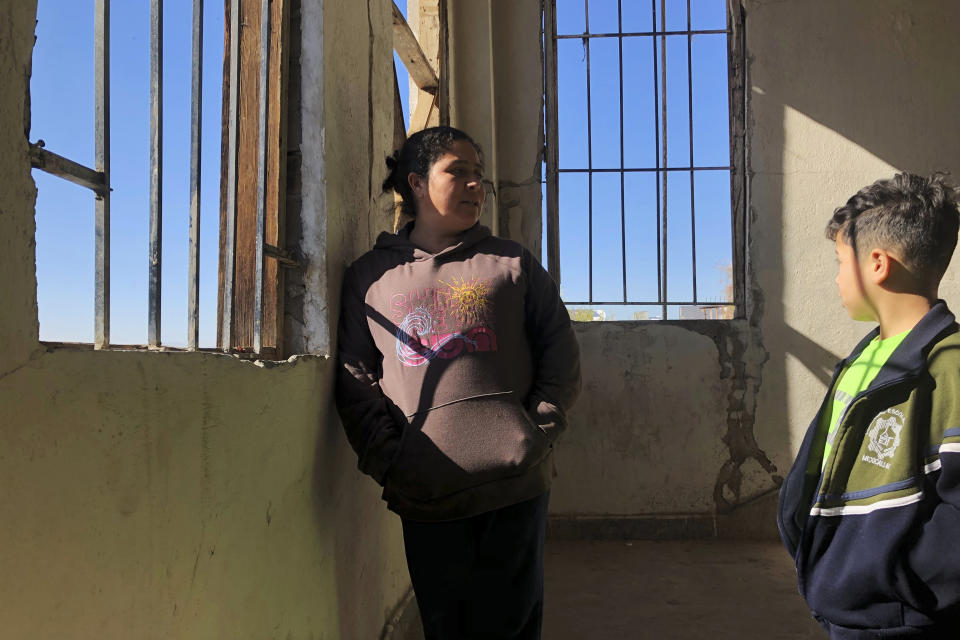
[541,540,824,639]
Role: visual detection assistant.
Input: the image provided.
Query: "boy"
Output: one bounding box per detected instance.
[777,173,960,639]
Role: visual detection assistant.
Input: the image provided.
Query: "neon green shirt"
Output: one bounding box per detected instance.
[820,329,911,470]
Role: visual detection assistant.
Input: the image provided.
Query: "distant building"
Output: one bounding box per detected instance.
[679,305,734,320]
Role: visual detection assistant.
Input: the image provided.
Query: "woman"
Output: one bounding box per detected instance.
[335,126,580,639]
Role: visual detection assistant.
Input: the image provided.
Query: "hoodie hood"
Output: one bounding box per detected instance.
[373,221,492,261]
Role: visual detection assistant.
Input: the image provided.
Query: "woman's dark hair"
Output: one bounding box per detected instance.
[382,126,483,218]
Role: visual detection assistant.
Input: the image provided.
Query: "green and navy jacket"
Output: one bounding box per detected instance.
[778,301,960,639]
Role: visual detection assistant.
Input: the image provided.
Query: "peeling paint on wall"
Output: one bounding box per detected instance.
[710,325,780,512]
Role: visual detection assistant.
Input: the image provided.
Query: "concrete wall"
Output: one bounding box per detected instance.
[6,0,960,634]
[748,0,960,513]
[554,321,769,524]
[443,0,771,536]
[444,0,960,538]
[1,1,410,638]
[447,1,544,247]
[559,0,960,535]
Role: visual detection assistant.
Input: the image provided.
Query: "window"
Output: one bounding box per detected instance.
[392,1,446,136]
[30,0,292,355]
[543,0,745,321]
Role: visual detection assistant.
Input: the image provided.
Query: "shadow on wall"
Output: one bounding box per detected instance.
[314,393,411,640]
[781,324,840,388]
[749,0,960,492]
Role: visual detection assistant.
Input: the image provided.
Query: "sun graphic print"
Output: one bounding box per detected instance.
[392,276,498,366]
[440,276,491,328]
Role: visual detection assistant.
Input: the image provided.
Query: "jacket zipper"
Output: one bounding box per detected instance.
[794,374,916,599]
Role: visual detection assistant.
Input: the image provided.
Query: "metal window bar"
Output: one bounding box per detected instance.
[29,1,112,348]
[617,0,626,303]
[544,0,561,282]
[148,0,163,347]
[32,1,287,351]
[583,0,593,303]
[546,0,736,317]
[95,0,110,348]
[659,0,668,320]
[734,3,748,316]
[28,146,107,194]
[220,0,240,351]
[558,300,716,306]
[188,0,204,351]
[558,166,729,172]
[253,0,272,355]
[220,0,296,355]
[651,0,663,314]
[556,29,727,39]
[686,0,697,304]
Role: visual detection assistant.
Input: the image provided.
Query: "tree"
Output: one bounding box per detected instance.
[568,308,595,322]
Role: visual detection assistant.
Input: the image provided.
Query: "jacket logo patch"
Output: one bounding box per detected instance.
[862,408,904,470]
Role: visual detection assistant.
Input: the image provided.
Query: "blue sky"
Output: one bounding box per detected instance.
[32,0,225,346]
[552,0,733,320]
[29,0,731,345]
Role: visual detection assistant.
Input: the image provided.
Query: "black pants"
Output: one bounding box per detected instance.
[400,492,550,640]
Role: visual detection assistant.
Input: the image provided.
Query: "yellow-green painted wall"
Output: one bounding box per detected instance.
[1,1,410,638]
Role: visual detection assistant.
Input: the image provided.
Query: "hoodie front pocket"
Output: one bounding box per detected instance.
[387,391,549,502]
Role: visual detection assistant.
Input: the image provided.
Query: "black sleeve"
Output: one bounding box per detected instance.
[521,248,581,442]
[334,266,404,485]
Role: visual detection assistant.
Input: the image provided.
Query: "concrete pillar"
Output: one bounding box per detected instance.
[446,0,543,251]
[0,0,41,377]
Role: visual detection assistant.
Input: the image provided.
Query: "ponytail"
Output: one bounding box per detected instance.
[382,150,402,194]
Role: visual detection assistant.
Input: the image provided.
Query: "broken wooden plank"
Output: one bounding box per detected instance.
[392,2,438,95]
[408,90,437,135]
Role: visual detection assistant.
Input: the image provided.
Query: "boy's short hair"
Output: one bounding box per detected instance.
[826,172,960,283]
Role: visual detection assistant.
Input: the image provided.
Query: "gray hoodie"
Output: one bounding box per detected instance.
[335,222,580,521]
